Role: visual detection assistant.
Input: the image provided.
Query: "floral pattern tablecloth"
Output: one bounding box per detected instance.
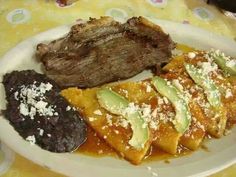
[0,0,236,176]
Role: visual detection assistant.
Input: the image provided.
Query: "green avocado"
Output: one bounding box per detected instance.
[184,63,222,108]
[208,50,236,76]
[152,76,191,133]
[97,88,149,150]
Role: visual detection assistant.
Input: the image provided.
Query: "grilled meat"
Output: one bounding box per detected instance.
[36,16,175,88]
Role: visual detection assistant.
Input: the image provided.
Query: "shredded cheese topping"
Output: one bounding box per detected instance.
[15,82,57,120]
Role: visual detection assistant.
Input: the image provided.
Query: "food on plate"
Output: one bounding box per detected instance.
[207,50,236,76]
[2,13,236,165]
[97,88,150,150]
[151,76,191,134]
[36,16,175,88]
[163,50,235,137]
[61,49,236,164]
[61,83,153,164]
[2,70,87,152]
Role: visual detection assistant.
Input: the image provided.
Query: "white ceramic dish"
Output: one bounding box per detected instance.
[0,18,236,177]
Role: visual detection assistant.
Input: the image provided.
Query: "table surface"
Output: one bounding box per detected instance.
[0,0,236,177]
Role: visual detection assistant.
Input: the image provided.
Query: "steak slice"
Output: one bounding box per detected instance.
[3,70,87,152]
[36,16,175,88]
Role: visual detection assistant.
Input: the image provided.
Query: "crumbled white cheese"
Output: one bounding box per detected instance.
[201,62,218,74]
[142,104,152,118]
[158,113,166,121]
[89,117,96,122]
[150,120,159,130]
[118,118,129,128]
[35,100,48,111]
[123,103,139,116]
[114,130,119,134]
[146,84,152,93]
[190,86,196,93]
[14,91,19,100]
[38,129,44,136]
[106,114,113,126]
[102,126,107,130]
[47,134,51,137]
[125,146,130,150]
[166,81,171,86]
[120,89,128,97]
[188,52,196,59]
[39,82,53,93]
[94,109,102,115]
[142,123,148,129]
[163,97,169,104]
[26,135,36,145]
[17,82,57,120]
[207,49,235,71]
[172,79,184,92]
[151,108,158,118]
[141,143,145,149]
[66,106,71,111]
[196,121,205,131]
[19,103,29,116]
[225,88,233,98]
[226,60,236,68]
[157,97,164,105]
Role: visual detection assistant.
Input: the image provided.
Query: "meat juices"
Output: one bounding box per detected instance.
[36,16,175,88]
[3,70,87,152]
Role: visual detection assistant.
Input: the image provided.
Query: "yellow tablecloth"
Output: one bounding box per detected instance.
[0,0,236,176]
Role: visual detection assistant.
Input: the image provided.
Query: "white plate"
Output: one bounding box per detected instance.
[0,18,236,177]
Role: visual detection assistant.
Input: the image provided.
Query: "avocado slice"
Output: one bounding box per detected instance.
[97,88,149,150]
[151,76,191,134]
[184,63,221,108]
[208,50,236,76]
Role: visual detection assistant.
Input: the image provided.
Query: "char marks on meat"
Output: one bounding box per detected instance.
[3,70,87,152]
[36,16,175,88]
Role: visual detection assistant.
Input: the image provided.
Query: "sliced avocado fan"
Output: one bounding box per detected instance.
[97,88,149,150]
[152,76,191,134]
